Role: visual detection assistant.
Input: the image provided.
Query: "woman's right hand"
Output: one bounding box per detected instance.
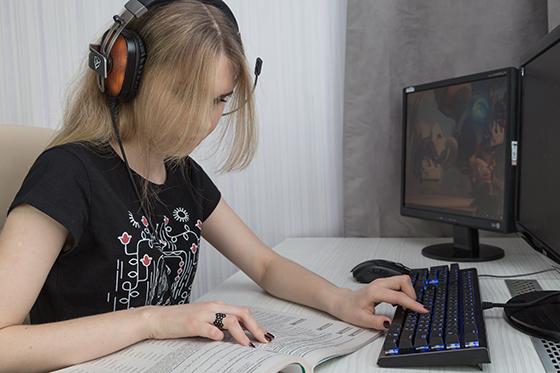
[141,301,271,347]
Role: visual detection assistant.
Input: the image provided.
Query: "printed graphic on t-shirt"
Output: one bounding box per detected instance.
[107,207,203,311]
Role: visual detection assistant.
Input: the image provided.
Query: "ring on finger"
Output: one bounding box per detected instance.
[213,312,227,330]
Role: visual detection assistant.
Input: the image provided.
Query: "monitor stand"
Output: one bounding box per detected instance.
[422,225,504,262]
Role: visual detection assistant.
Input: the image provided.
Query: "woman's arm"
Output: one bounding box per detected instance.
[0,309,148,373]
[201,197,340,312]
[258,255,427,329]
[202,197,428,329]
[0,205,268,373]
[0,206,151,373]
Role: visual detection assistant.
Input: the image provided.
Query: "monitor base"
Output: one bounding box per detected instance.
[421,225,505,262]
[422,243,504,262]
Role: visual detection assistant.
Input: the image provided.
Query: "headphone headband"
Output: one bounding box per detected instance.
[125,0,238,30]
[197,0,239,30]
[89,0,240,95]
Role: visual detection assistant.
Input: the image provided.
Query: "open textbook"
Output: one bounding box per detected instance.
[54,307,382,373]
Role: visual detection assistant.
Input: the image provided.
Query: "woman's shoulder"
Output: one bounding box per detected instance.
[184,156,204,173]
[39,142,112,169]
[44,141,108,158]
[28,142,119,189]
[172,156,212,182]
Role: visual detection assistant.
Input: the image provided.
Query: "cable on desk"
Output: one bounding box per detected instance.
[479,266,560,279]
[482,291,560,311]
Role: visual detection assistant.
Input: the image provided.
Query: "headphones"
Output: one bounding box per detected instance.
[88,0,261,103]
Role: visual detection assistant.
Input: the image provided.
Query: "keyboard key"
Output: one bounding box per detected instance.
[429,331,445,351]
[382,306,406,355]
[464,329,479,348]
[429,270,447,351]
[399,329,415,352]
[445,330,461,349]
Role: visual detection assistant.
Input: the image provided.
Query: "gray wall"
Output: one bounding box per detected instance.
[343,0,549,237]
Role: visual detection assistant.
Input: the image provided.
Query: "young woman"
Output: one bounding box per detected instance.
[0,1,427,371]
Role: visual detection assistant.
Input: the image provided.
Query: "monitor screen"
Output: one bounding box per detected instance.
[517,41,560,261]
[403,75,511,224]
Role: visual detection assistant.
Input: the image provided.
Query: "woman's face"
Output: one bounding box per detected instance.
[207,54,236,137]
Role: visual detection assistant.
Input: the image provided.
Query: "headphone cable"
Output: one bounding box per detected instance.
[107,98,160,246]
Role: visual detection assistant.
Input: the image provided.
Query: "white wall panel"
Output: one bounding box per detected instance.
[0,0,347,300]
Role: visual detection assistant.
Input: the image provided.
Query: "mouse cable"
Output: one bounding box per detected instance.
[481,290,560,311]
[479,266,560,279]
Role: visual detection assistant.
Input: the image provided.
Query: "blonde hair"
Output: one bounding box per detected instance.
[50,0,257,175]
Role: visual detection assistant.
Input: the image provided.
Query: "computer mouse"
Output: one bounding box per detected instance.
[351,259,411,283]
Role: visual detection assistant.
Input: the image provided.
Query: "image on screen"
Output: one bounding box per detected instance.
[404,77,509,221]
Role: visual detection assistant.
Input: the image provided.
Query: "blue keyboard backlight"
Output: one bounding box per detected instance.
[385,348,400,355]
[465,341,479,348]
[446,343,461,350]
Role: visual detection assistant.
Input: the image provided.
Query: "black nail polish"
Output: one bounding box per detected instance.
[264,334,272,342]
[249,342,256,348]
[383,321,391,329]
[266,332,275,340]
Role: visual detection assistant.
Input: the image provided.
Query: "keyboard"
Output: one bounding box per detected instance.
[377,263,490,368]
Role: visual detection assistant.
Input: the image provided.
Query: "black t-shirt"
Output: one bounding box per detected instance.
[8,142,221,324]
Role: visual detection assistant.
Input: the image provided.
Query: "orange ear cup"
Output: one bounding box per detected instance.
[106,35,128,97]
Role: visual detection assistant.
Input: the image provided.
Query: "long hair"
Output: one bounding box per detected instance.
[49,0,257,200]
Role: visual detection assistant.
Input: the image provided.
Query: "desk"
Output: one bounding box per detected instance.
[197,237,560,373]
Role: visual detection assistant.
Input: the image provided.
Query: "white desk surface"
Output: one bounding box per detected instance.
[197,237,560,373]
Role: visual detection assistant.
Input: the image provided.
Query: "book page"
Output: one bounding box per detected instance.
[53,308,379,373]
[250,308,381,368]
[53,337,310,373]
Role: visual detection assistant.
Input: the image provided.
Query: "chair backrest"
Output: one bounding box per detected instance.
[0,124,57,229]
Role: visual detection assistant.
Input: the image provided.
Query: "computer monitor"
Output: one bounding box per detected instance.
[401,68,518,262]
[516,28,560,265]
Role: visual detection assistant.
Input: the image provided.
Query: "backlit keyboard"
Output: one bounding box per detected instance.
[377,263,490,367]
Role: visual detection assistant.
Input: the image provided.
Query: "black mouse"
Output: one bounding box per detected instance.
[351,259,411,283]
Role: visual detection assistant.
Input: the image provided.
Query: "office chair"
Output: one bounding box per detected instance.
[0,124,55,228]
[0,124,56,325]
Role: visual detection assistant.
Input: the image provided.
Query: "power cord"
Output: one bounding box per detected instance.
[482,291,560,311]
[479,266,560,279]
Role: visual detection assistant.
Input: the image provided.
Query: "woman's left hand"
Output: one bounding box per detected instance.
[331,275,428,331]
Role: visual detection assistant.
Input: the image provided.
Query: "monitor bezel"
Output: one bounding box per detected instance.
[515,25,560,263]
[400,67,518,233]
